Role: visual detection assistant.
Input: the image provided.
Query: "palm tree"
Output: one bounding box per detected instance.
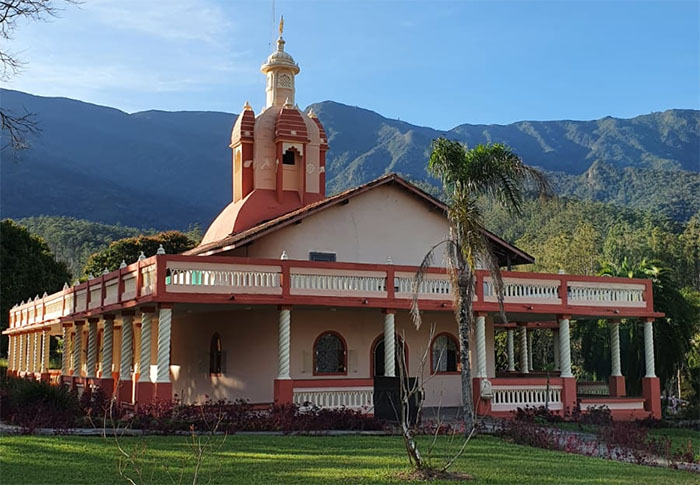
[412,138,551,434]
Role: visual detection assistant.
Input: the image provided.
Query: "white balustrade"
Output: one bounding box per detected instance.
[568,282,645,307]
[166,263,282,295]
[577,382,610,396]
[483,278,560,301]
[291,273,385,294]
[395,277,451,295]
[293,386,374,410]
[141,265,156,295]
[491,384,563,411]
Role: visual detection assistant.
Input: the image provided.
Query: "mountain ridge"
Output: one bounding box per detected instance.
[1,88,697,229]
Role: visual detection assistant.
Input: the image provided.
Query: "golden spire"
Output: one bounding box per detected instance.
[279,16,284,37]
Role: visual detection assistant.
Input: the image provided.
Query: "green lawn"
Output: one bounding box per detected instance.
[0,434,698,484]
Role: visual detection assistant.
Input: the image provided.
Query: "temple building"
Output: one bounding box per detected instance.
[3,25,662,420]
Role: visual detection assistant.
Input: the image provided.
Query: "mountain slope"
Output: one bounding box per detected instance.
[1,89,697,229]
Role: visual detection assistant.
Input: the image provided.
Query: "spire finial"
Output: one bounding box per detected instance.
[279,15,284,37]
[243,100,252,111]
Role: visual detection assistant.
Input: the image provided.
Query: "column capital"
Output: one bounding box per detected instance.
[139,306,156,314]
[382,309,396,315]
[74,320,86,327]
[557,314,572,321]
[644,316,655,323]
[120,310,136,317]
[474,311,488,318]
[103,314,117,321]
[158,303,174,310]
[278,305,293,311]
[88,317,100,324]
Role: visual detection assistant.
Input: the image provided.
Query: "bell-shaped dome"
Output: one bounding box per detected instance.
[261,37,300,75]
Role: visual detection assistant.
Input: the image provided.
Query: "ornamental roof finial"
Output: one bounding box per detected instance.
[279,15,284,37]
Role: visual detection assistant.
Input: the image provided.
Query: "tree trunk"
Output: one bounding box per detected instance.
[458,267,475,435]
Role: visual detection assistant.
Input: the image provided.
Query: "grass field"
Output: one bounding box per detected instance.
[1,434,698,484]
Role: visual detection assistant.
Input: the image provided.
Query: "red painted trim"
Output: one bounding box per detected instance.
[369,333,408,377]
[155,255,166,298]
[312,330,348,376]
[430,332,460,374]
[136,260,143,299]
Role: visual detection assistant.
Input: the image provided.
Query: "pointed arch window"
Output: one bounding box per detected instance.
[313,332,346,375]
[431,333,459,373]
[209,333,222,375]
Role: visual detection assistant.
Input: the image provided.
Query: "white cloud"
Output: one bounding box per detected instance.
[86,0,234,44]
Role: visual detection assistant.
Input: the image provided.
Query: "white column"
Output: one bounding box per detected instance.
[61,326,70,376]
[519,326,529,373]
[86,320,98,378]
[507,329,515,371]
[7,335,13,372]
[27,333,34,373]
[383,312,396,377]
[138,313,153,382]
[33,332,40,373]
[528,330,534,372]
[119,315,134,381]
[644,319,656,378]
[277,308,291,379]
[610,321,622,377]
[552,329,560,370]
[102,318,114,378]
[558,317,573,378]
[156,308,172,383]
[41,330,50,373]
[73,323,84,376]
[475,315,487,378]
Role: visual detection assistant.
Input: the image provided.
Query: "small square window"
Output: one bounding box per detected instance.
[309,252,336,262]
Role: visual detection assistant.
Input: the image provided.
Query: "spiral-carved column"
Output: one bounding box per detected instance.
[139,313,153,382]
[102,318,114,377]
[507,329,515,371]
[475,315,487,378]
[73,322,84,376]
[278,308,291,379]
[119,315,134,381]
[156,308,172,383]
[383,312,396,377]
[644,319,656,378]
[32,332,40,373]
[86,320,98,378]
[558,318,573,378]
[519,327,529,374]
[61,325,70,376]
[610,321,622,377]
[41,330,50,373]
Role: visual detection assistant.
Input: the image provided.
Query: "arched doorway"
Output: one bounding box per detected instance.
[371,335,408,377]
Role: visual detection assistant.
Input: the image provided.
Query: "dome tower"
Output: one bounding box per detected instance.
[202,19,329,246]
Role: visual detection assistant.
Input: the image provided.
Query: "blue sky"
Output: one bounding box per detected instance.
[6,0,699,129]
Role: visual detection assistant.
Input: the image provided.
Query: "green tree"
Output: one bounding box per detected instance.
[0,219,71,355]
[416,139,550,434]
[82,231,197,278]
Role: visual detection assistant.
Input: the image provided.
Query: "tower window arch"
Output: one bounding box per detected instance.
[209,333,222,375]
[313,331,346,375]
[278,73,292,88]
[431,333,459,373]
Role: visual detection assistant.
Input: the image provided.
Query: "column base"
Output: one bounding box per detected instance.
[561,377,578,418]
[39,372,51,382]
[134,381,155,404]
[154,382,173,402]
[642,377,661,419]
[472,378,492,416]
[116,379,133,404]
[274,379,294,405]
[608,375,626,397]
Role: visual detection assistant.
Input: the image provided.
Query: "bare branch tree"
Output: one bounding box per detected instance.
[0,0,79,151]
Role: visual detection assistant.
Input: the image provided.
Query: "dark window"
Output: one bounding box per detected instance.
[282,149,296,165]
[314,332,346,374]
[209,333,222,374]
[309,252,336,262]
[432,334,458,373]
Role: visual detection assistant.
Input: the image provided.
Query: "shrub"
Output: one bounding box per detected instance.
[0,375,81,430]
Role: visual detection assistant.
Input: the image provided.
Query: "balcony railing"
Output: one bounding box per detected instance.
[7,255,656,330]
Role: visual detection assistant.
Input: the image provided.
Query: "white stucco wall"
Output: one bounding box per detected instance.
[245,184,450,266]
